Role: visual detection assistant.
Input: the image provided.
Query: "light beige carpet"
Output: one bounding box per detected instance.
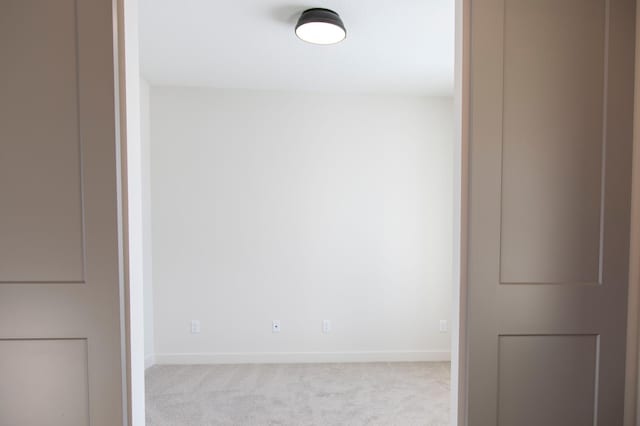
[146,362,450,426]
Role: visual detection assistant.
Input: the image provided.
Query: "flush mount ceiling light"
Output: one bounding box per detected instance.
[295,8,346,45]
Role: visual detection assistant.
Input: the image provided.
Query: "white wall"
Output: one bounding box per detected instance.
[140,78,154,367]
[150,87,454,363]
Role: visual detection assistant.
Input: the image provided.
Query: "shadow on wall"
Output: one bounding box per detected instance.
[270,5,308,25]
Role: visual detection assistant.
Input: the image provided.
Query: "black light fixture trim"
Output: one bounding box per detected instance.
[295,8,347,44]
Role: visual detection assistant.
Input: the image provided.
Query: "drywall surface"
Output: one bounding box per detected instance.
[150,87,454,363]
[140,78,154,367]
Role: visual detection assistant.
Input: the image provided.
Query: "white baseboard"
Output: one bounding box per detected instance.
[145,354,156,369]
[153,350,450,365]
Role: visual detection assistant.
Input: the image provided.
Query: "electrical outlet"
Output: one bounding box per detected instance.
[272,320,281,333]
[191,320,201,334]
[322,319,331,333]
[439,320,448,333]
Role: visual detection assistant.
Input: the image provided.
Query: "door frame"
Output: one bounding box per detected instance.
[624,3,640,426]
[115,0,145,424]
[117,0,474,424]
[451,0,471,424]
[117,0,469,424]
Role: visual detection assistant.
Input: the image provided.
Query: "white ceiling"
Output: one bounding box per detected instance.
[139,0,455,95]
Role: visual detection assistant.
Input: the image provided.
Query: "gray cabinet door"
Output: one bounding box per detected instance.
[0,1,125,425]
[465,0,635,424]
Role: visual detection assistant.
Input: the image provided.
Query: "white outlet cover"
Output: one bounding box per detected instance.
[322,320,331,333]
[439,320,448,333]
[272,320,281,333]
[191,320,201,334]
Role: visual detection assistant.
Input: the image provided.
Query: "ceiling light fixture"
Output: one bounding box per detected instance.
[295,8,346,45]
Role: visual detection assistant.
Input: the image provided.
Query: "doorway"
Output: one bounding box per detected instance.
[123,0,464,424]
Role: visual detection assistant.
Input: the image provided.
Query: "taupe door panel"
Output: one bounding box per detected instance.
[500,0,606,286]
[466,0,634,424]
[0,0,85,283]
[0,1,125,424]
[0,339,90,426]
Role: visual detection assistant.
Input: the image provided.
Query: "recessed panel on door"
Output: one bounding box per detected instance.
[0,0,84,283]
[0,339,89,426]
[500,0,606,284]
[497,335,598,426]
